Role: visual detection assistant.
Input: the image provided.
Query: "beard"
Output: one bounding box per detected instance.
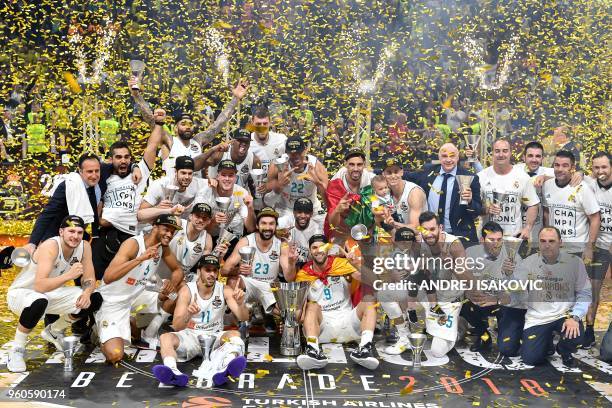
[178,129,193,140]
[313,254,328,266]
[259,230,274,240]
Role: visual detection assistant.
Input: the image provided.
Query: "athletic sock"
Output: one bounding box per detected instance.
[360,330,374,347]
[163,356,181,374]
[14,328,28,348]
[306,336,320,352]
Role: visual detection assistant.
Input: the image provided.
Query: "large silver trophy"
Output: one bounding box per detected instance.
[144,275,178,301]
[456,175,474,205]
[463,134,481,163]
[250,169,266,199]
[271,281,309,356]
[129,60,146,90]
[62,336,80,372]
[192,333,215,378]
[239,246,256,266]
[490,191,508,214]
[408,333,427,368]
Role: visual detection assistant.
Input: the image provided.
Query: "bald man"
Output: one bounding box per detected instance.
[407,143,482,244]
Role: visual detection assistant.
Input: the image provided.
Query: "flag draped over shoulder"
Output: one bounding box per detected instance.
[345,185,375,228]
[296,255,363,306]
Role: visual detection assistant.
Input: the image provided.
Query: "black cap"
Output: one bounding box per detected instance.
[196,254,220,269]
[231,129,252,142]
[395,227,416,242]
[293,197,313,213]
[60,215,86,229]
[0,246,15,269]
[286,136,306,153]
[308,234,328,247]
[175,155,195,171]
[257,207,279,222]
[384,158,403,170]
[192,202,212,217]
[153,214,183,230]
[345,147,366,161]
[173,111,193,123]
[217,159,237,173]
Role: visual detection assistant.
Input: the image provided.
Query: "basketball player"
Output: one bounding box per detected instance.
[95,215,184,363]
[221,207,298,331]
[7,215,102,372]
[294,234,379,370]
[152,255,249,387]
[267,136,328,228]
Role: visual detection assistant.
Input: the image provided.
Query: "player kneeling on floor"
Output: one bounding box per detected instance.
[293,234,379,371]
[7,215,103,372]
[153,255,249,387]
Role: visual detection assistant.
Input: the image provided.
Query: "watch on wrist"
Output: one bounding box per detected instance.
[570,314,581,322]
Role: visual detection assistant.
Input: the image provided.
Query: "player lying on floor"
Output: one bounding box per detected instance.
[152,255,249,386]
[292,234,379,370]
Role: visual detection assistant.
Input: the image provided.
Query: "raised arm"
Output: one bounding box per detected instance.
[193,79,249,148]
[220,237,248,277]
[103,239,158,284]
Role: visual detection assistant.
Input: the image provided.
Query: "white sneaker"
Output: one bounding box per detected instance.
[384,335,411,355]
[41,326,65,351]
[7,347,26,372]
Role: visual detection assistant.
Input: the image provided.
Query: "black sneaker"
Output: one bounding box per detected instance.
[469,331,492,352]
[582,326,595,350]
[297,345,328,370]
[546,341,556,356]
[350,342,379,370]
[263,314,277,334]
[561,353,576,368]
[407,310,419,325]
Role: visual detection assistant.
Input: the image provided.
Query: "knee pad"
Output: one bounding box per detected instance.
[19,298,49,329]
[88,292,103,313]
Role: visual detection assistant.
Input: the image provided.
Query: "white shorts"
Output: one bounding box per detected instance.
[241,276,276,313]
[423,301,462,342]
[7,286,83,316]
[95,290,161,344]
[174,329,226,362]
[319,308,361,343]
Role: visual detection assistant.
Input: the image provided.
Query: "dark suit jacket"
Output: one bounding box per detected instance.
[29,163,113,245]
[406,164,482,243]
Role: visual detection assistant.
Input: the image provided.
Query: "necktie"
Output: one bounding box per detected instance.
[438,173,451,226]
[86,186,99,236]
[527,171,537,177]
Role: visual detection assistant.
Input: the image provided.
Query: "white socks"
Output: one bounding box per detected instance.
[14,329,28,348]
[360,330,374,347]
[306,336,320,352]
[144,310,171,339]
[163,356,182,374]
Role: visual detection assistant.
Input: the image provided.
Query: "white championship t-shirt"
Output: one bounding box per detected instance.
[478,166,540,236]
[102,159,151,234]
[542,180,600,248]
[143,176,209,218]
[514,163,554,243]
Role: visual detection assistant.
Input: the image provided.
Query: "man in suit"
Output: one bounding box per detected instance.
[406,143,482,244]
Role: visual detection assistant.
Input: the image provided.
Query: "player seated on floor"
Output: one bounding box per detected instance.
[221,207,297,332]
[95,215,184,364]
[292,234,379,371]
[6,215,103,373]
[152,255,249,387]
